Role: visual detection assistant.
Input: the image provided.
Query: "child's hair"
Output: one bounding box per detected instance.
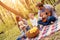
[16,16,20,27]
[29,13,34,17]
[36,2,43,7]
[16,16,23,28]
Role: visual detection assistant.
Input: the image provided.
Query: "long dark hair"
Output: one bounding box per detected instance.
[16,16,21,30]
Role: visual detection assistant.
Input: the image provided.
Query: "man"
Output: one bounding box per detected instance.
[36,3,57,26]
[36,3,57,19]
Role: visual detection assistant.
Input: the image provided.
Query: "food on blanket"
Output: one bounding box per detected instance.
[29,27,38,33]
[26,27,40,38]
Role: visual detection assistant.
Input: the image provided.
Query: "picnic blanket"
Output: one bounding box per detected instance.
[26,17,60,40]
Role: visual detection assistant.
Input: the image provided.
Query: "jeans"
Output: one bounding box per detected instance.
[17,35,26,40]
[48,16,57,23]
[38,16,57,26]
[26,26,30,31]
[17,31,26,40]
[17,26,30,40]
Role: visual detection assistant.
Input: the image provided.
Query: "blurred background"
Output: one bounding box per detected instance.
[0,0,60,40]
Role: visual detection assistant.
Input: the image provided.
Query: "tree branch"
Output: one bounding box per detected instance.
[0,1,23,17]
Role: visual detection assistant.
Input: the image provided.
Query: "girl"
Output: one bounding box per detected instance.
[16,16,30,40]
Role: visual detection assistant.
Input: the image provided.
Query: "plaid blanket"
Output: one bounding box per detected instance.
[26,17,60,40]
[38,22,58,40]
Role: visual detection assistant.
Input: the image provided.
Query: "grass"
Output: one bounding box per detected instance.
[56,4,60,16]
[0,25,20,40]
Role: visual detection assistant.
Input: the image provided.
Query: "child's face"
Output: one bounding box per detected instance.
[29,14,34,19]
[19,16,22,21]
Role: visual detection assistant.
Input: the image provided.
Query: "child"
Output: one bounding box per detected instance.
[29,13,38,27]
[16,16,30,40]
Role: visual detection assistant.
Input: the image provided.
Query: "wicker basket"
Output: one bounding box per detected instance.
[26,27,40,38]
